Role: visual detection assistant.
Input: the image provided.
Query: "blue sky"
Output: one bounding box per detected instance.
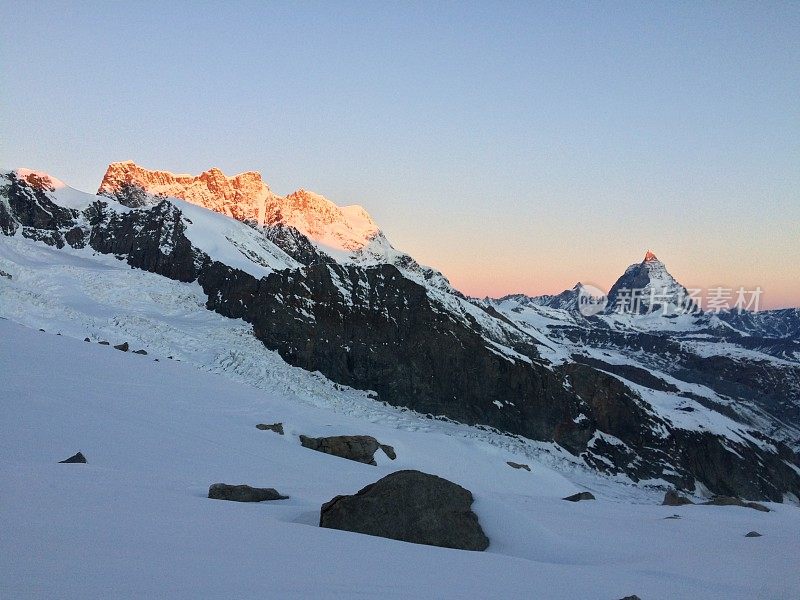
[2,1,799,306]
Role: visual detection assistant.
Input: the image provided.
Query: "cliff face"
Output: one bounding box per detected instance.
[98,162,380,252]
[98,161,271,223]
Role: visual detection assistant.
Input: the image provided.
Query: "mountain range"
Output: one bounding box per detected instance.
[2,162,799,503]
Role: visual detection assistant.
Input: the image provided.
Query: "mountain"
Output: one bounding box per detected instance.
[2,165,800,503]
[98,161,455,293]
[498,283,587,312]
[605,251,697,315]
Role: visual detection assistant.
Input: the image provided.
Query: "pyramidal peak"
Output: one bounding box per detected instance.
[643,250,659,263]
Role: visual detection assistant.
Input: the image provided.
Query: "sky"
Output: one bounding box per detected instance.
[2,1,799,308]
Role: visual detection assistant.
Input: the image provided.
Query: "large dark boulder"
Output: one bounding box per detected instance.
[299,434,395,465]
[208,483,288,502]
[320,470,489,551]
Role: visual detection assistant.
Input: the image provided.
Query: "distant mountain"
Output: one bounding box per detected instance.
[2,165,799,503]
[498,283,587,312]
[605,251,697,315]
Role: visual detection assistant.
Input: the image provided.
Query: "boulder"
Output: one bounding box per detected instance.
[299,435,396,465]
[208,483,288,502]
[320,470,489,551]
[663,490,694,506]
[379,444,397,460]
[84,337,90,342]
[256,423,284,435]
[114,342,129,352]
[59,452,87,463]
[703,496,769,512]
[507,461,531,471]
[98,340,109,345]
[563,492,595,502]
[133,349,147,355]
[745,531,762,537]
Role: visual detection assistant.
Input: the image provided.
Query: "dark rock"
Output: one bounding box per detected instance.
[133,349,147,355]
[663,490,694,506]
[563,492,595,502]
[256,422,284,435]
[0,268,11,279]
[114,342,129,352]
[98,340,109,345]
[39,328,45,332]
[379,444,397,460]
[507,461,531,471]
[299,435,395,465]
[59,452,87,463]
[619,596,642,600]
[208,483,288,502]
[702,496,770,512]
[84,337,90,342]
[319,470,489,551]
[664,514,682,519]
[745,531,762,537]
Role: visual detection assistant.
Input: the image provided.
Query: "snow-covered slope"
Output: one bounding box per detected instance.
[3,318,800,599]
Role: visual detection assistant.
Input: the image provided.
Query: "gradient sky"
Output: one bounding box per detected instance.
[2,1,799,308]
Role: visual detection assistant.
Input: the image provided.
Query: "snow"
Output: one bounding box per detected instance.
[2,231,800,597]
[175,199,300,278]
[2,316,799,599]
[14,168,111,212]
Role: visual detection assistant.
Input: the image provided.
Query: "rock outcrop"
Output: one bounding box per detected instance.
[663,490,694,506]
[319,470,489,551]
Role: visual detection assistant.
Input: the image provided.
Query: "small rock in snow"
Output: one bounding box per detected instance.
[256,422,284,435]
[507,461,531,471]
[745,531,762,537]
[59,452,87,464]
[563,492,595,502]
[208,483,288,502]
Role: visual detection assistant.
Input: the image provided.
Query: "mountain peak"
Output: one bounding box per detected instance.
[605,252,696,315]
[97,161,383,254]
